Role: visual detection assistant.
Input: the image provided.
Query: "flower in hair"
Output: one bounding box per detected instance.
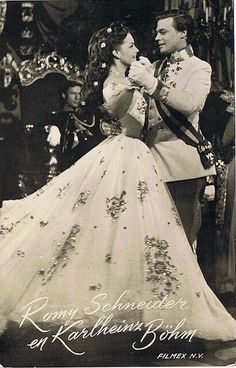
[93,81,99,86]
[107,27,112,33]
[101,42,106,48]
[102,63,106,68]
[81,101,86,106]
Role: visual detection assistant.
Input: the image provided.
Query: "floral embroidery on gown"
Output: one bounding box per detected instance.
[0,74,236,343]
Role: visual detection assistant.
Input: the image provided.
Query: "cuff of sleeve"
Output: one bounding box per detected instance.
[151,80,170,102]
[99,120,107,136]
[205,175,215,185]
[145,78,158,95]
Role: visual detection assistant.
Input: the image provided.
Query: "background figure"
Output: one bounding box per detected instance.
[0,113,24,207]
[128,9,216,248]
[214,91,235,299]
[47,80,104,172]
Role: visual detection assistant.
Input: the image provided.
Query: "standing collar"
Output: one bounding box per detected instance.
[168,45,194,64]
[63,104,77,112]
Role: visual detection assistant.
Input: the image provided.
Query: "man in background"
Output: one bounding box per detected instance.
[0,113,24,206]
[47,80,104,172]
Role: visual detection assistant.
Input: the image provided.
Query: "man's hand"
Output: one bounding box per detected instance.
[47,125,61,146]
[128,61,156,91]
[203,184,215,202]
[138,56,154,73]
[100,121,122,137]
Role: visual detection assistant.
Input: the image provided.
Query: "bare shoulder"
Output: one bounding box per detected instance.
[103,75,129,101]
[103,74,119,89]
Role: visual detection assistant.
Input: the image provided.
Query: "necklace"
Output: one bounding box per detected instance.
[109,69,126,79]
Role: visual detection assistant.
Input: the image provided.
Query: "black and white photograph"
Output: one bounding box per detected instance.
[0,0,235,366]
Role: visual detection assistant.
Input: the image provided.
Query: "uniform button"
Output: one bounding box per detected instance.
[157,117,162,121]
[149,115,153,120]
[149,105,153,110]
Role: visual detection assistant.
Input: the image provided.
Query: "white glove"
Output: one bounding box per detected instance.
[47,126,61,146]
[138,56,154,74]
[128,61,157,92]
[203,185,215,202]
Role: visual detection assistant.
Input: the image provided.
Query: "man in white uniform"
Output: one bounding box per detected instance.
[128,9,215,246]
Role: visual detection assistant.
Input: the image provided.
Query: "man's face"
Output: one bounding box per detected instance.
[65,85,81,109]
[155,17,186,55]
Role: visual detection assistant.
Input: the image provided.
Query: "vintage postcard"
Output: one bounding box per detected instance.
[0,0,235,367]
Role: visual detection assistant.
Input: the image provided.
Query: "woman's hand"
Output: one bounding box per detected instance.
[100,121,122,137]
[138,56,154,74]
[128,60,156,92]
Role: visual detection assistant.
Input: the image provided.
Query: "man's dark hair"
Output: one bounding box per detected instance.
[156,9,195,44]
[61,78,84,96]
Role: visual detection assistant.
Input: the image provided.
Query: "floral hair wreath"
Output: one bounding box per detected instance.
[99,27,112,49]
[99,23,126,49]
[96,23,126,86]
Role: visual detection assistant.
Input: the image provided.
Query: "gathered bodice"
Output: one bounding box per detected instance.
[103,75,147,138]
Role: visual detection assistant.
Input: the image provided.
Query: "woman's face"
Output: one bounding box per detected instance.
[116,33,139,67]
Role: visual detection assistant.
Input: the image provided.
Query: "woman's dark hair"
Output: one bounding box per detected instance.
[80,22,130,112]
[156,10,195,45]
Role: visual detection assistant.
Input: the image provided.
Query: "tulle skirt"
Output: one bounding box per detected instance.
[0,135,236,342]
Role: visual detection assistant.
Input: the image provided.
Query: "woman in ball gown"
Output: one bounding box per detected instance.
[0,23,236,346]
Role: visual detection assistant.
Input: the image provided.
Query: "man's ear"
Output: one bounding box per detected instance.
[112,49,120,59]
[180,30,187,40]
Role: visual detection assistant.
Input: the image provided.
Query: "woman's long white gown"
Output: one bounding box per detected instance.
[0,75,236,343]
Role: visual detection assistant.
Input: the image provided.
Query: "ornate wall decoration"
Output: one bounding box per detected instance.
[0,53,19,88]
[0,0,7,35]
[19,51,80,86]
[20,1,35,57]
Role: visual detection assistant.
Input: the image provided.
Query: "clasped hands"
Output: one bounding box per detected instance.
[128,56,156,92]
[102,57,156,138]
